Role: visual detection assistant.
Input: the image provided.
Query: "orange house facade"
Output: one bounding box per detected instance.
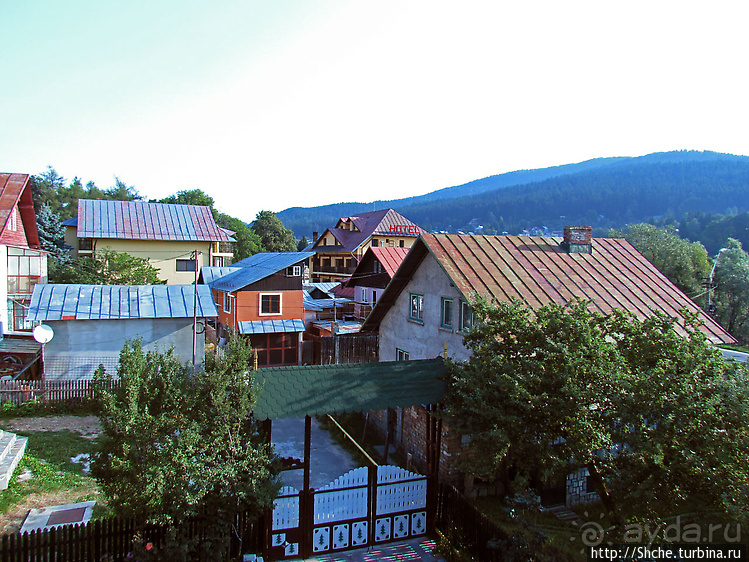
[206,252,311,368]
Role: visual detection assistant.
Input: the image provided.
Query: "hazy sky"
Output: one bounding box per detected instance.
[3,1,748,222]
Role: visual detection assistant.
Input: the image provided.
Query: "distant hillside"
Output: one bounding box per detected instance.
[279,151,749,238]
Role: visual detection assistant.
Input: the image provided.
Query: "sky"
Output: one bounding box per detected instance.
[3,1,749,223]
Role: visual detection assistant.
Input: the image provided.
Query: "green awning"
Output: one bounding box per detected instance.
[253,359,447,420]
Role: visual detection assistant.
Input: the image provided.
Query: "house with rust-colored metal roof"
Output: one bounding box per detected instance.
[0,174,47,339]
[63,199,235,285]
[309,209,424,283]
[346,246,410,320]
[363,228,735,362]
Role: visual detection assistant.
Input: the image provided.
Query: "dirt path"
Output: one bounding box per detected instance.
[0,415,101,438]
[0,415,105,533]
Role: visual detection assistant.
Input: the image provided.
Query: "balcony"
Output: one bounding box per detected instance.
[214,241,234,255]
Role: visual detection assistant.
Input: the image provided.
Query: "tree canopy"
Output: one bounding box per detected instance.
[51,248,164,285]
[92,335,279,560]
[713,238,749,341]
[446,298,749,528]
[251,210,297,253]
[609,223,710,302]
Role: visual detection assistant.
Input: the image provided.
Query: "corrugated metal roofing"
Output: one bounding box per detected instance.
[210,252,312,293]
[200,266,240,285]
[370,247,410,278]
[363,234,735,345]
[238,319,306,335]
[76,199,232,242]
[252,358,446,419]
[0,173,41,249]
[313,209,424,253]
[26,284,219,321]
[303,292,350,312]
[303,282,339,296]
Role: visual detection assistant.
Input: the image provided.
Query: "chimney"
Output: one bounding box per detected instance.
[313,231,319,244]
[561,226,593,254]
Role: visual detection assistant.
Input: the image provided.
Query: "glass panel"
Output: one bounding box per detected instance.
[284,348,297,364]
[7,257,18,276]
[269,349,283,365]
[249,334,266,349]
[257,350,268,367]
[19,258,29,276]
[29,258,41,276]
[268,333,284,348]
[7,277,18,293]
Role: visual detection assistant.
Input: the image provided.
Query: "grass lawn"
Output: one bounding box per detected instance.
[0,414,110,532]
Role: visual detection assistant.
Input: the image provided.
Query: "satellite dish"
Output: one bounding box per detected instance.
[33,324,54,344]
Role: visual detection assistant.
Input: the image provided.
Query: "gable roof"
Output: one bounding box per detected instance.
[363,233,735,345]
[252,358,446,420]
[347,246,410,287]
[312,209,424,253]
[210,252,312,293]
[200,266,241,285]
[0,173,41,248]
[75,199,232,242]
[27,284,218,321]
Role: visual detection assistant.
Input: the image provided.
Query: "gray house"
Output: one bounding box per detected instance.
[25,284,218,380]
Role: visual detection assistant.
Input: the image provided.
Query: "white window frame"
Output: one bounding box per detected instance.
[223,292,232,314]
[259,292,282,316]
[396,348,410,361]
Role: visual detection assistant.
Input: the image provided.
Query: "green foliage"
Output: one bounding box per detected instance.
[158,189,214,207]
[51,248,164,285]
[446,298,749,527]
[29,166,141,219]
[36,204,71,265]
[251,210,297,252]
[92,336,279,561]
[713,238,749,341]
[609,223,710,301]
[296,234,309,251]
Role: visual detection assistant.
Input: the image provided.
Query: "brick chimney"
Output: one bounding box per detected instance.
[561,226,593,254]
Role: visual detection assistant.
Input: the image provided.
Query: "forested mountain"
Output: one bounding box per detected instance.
[278,151,749,238]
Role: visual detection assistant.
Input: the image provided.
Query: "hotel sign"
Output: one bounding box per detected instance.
[389,225,419,234]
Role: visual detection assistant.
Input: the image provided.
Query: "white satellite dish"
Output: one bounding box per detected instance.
[33,324,54,344]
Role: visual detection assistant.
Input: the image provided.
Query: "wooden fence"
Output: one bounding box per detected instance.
[0,379,120,406]
[319,334,379,364]
[0,511,263,561]
[435,484,508,562]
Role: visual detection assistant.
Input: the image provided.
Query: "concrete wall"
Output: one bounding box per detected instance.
[378,253,469,362]
[43,317,204,380]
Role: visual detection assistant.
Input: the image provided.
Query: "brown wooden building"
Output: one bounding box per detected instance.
[206,252,311,368]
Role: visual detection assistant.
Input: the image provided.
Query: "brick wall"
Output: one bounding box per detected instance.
[565,467,599,506]
[366,405,462,485]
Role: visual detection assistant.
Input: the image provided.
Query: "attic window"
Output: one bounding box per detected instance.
[371,239,379,247]
[286,265,301,277]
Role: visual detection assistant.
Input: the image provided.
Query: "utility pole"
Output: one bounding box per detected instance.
[192,250,201,369]
[705,248,727,315]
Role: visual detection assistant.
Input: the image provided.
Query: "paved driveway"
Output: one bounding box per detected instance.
[289,537,445,561]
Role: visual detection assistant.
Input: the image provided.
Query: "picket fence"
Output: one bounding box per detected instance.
[0,379,119,405]
[0,511,263,562]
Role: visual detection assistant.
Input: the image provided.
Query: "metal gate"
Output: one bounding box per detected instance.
[268,465,428,560]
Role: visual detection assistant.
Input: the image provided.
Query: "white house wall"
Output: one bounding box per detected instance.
[43,318,204,380]
[379,253,470,362]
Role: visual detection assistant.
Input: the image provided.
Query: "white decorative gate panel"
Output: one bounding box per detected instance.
[374,465,427,542]
[311,467,370,554]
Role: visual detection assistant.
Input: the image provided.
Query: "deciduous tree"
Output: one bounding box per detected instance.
[251,210,297,252]
[51,248,163,285]
[92,335,279,560]
[446,298,749,529]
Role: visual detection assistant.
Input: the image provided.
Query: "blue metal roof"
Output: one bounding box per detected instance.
[302,291,351,312]
[26,284,219,321]
[211,252,312,293]
[238,319,305,335]
[200,266,240,285]
[76,199,232,242]
[61,217,77,227]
